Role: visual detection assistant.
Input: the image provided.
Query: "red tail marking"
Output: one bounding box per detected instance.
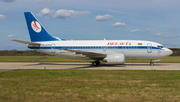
[33,21,40,31]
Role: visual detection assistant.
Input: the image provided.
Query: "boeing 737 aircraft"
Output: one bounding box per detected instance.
[11,12,173,66]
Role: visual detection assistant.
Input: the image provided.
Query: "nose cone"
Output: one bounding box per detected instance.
[169,49,173,55]
[166,48,173,56]
[160,48,173,57]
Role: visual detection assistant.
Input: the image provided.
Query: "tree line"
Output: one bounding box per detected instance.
[170,48,180,56]
[0,48,180,56]
[0,50,47,56]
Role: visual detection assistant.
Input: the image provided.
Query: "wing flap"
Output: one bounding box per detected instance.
[64,49,107,59]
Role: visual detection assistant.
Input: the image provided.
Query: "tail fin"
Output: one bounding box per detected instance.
[24,12,64,42]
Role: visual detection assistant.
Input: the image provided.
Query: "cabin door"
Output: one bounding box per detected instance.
[51,44,56,53]
[147,43,152,53]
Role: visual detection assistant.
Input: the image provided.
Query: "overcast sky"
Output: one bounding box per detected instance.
[0,0,180,50]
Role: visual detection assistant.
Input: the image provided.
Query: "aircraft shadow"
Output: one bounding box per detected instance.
[27,63,166,66]
[23,63,126,69]
[23,63,167,70]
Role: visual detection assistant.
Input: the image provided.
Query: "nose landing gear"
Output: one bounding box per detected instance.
[150,59,160,66]
[150,62,154,66]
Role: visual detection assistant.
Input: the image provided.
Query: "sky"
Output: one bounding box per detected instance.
[0,0,180,50]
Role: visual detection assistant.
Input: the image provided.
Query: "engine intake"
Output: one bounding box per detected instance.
[103,54,125,64]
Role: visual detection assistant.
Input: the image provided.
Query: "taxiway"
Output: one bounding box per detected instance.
[0,63,180,72]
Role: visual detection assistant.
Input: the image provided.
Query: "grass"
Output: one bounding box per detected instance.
[0,56,46,62]
[0,56,89,63]
[0,56,180,63]
[0,70,180,101]
[126,56,180,63]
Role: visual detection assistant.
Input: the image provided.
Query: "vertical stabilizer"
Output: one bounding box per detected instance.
[24,12,62,42]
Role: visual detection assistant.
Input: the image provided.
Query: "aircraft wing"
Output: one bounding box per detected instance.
[10,39,40,45]
[64,49,107,59]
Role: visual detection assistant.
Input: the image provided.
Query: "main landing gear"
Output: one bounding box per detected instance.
[92,60,100,66]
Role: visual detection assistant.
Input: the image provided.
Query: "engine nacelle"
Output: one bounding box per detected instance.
[103,54,125,64]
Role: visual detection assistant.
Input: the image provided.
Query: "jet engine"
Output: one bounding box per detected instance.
[103,54,125,64]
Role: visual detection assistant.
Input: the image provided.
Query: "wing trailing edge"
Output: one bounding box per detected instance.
[64,49,107,59]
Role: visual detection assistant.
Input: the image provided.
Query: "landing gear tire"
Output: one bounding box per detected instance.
[92,61,100,66]
[150,62,154,66]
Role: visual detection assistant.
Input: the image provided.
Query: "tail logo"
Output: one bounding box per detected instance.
[31,21,41,33]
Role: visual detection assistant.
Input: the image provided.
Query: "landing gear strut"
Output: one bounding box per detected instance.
[92,60,100,66]
[150,62,154,66]
[150,60,154,66]
[150,59,160,66]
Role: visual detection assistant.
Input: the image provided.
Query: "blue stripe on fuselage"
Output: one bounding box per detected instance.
[28,46,160,50]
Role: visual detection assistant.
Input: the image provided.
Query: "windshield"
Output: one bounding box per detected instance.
[157,45,164,48]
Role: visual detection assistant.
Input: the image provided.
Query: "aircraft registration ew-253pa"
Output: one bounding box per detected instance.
[11,12,173,66]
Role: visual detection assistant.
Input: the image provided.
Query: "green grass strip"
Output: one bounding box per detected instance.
[0,56,180,63]
[0,70,180,101]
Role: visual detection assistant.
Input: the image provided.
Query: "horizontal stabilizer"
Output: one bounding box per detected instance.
[10,39,40,45]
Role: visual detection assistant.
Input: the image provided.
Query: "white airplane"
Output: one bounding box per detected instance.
[11,12,173,66]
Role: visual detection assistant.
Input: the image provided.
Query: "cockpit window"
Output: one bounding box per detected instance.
[157,45,164,48]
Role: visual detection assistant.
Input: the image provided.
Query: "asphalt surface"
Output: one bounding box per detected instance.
[0,63,180,72]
